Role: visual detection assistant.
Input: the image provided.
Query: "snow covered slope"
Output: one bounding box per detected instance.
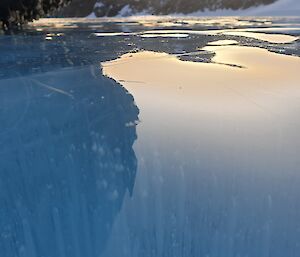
[186,0,300,16]
[60,0,291,18]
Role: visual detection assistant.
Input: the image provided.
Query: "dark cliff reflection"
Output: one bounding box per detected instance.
[0,65,139,257]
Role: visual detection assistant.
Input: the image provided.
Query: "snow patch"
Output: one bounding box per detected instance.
[117,5,134,17]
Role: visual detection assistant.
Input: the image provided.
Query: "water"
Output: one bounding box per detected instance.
[0,17,300,257]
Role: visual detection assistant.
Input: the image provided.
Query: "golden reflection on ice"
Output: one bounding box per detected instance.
[32,18,299,44]
[101,34,300,175]
[131,17,272,27]
[102,43,300,120]
[140,33,189,38]
[223,31,298,44]
[207,40,238,46]
[92,29,298,44]
[141,29,299,43]
[94,32,133,36]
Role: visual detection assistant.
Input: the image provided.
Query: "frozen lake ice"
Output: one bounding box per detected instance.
[0,17,300,257]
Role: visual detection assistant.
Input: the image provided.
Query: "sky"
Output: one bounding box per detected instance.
[181,0,300,16]
[249,0,300,15]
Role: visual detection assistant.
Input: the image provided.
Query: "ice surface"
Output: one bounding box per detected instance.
[0,66,138,257]
[1,17,300,257]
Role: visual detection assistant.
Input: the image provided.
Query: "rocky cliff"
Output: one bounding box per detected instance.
[0,0,71,29]
[61,0,277,17]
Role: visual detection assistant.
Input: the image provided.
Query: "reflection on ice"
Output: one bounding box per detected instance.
[94,32,132,36]
[222,31,298,44]
[207,40,238,46]
[140,33,189,38]
[102,44,300,117]
[141,29,299,44]
[101,43,300,256]
[86,19,300,44]
[0,66,139,257]
[31,17,278,30]
[30,17,299,46]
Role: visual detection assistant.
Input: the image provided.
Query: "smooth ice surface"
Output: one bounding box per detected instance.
[207,40,238,45]
[140,29,299,43]
[222,31,298,43]
[140,33,190,38]
[1,17,300,257]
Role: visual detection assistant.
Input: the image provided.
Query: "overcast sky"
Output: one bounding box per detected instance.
[187,0,300,16]
[247,0,300,15]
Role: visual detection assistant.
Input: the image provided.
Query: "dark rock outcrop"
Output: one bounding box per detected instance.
[59,0,277,17]
[0,0,71,30]
[56,0,96,17]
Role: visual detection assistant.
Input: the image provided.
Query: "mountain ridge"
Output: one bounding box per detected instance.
[60,0,278,17]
